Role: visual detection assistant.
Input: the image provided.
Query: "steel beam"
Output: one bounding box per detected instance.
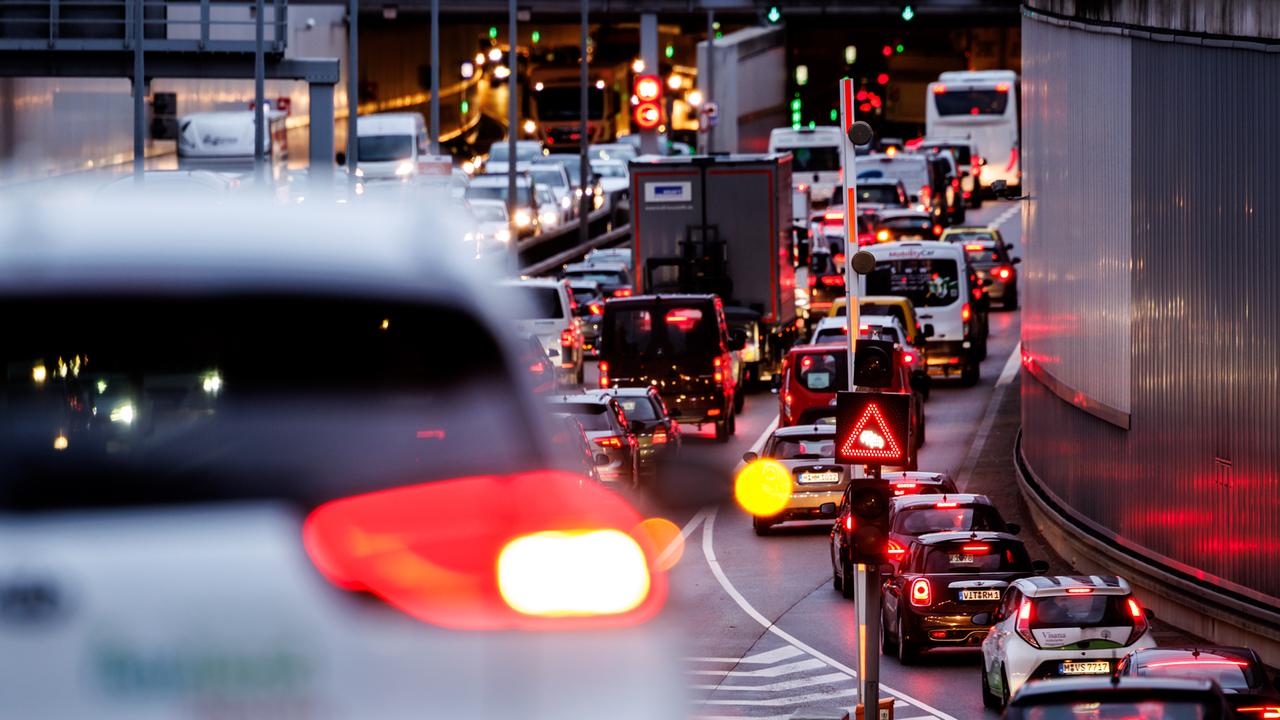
[0,53,339,82]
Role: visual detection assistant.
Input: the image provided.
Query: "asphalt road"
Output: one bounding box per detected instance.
[634,200,1028,720]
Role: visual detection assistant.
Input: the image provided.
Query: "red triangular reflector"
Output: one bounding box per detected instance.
[838,403,903,461]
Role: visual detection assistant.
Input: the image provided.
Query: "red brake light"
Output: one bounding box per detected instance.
[996,83,1009,92]
[807,275,817,289]
[713,357,722,368]
[560,329,574,347]
[961,544,989,554]
[1126,596,1150,644]
[1066,587,1093,594]
[833,253,845,266]
[910,578,931,607]
[1147,659,1250,669]
[302,470,665,631]
[961,302,972,322]
[895,482,917,489]
[932,224,943,236]
[964,243,985,251]
[598,360,610,389]
[844,514,854,532]
[996,266,1013,280]
[887,539,905,558]
[1127,597,1142,618]
[824,210,844,224]
[820,275,844,287]
[800,356,814,371]
[935,501,958,508]
[613,288,632,298]
[588,302,604,316]
[651,427,668,445]
[594,436,623,448]
[528,361,546,375]
[1015,599,1039,648]
[932,84,946,94]
[902,352,916,365]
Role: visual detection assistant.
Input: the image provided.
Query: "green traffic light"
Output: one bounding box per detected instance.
[488,26,498,40]
[665,44,675,59]
[532,31,540,44]
[461,100,469,114]
[896,43,905,53]
[830,108,838,121]
[767,6,781,23]
[901,5,914,21]
[790,98,801,111]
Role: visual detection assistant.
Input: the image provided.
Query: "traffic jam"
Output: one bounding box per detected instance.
[1,5,1276,720]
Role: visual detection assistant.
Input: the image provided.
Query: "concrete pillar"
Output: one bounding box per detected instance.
[639,13,659,156]
[309,81,335,186]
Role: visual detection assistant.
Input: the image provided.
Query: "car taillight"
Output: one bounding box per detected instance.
[1015,599,1039,647]
[613,288,632,298]
[594,436,623,448]
[932,224,943,236]
[902,352,916,365]
[995,266,1013,280]
[910,578,931,607]
[824,210,843,226]
[807,275,817,289]
[1066,587,1093,594]
[560,329,574,347]
[820,275,844,287]
[833,253,845,266]
[1236,708,1280,719]
[961,302,972,323]
[935,501,958,508]
[950,178,960,190]
[961,544,989,553]
[713,356,724,383]
[887,540,905,558]
[588,302,604,316]
[598,360,610,388]
[919,186,931,201]
[843,514,854,532]
[528,362,546,375]
[876,229,890,242]
[1126,596,1149,644]
[652,427,668,445]
[302,470,665,630]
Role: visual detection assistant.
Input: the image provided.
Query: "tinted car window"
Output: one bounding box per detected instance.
[778,146,840,172]
[511,286,564,319]
[357,135,415,162]
[893,506,1005,535]
[0,294,538,510]
[1029,595,1136,629]
[546,402,613,431]
[604,304,718,359]
[768,436,835,459]
[615,397,658,421]
[566,269,628,286]
[934,90,1009,117]
[858,185,903,205]
[867,259,961,308]
[921,542,1030,573]
[796,352,846,392]
[860,303,910,330]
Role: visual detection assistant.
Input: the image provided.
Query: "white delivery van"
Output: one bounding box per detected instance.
[854,153,934,211]
[355,112,428,180]
[177,107,288,173]
[768,126,843,204]
[863,240,986,385]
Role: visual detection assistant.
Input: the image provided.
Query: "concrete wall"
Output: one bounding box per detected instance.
[1020,4,1280,653]
[1027,0,1280,40]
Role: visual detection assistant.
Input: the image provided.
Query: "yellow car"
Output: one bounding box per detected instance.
[828,295,929,349]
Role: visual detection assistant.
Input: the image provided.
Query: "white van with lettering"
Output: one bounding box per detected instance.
[863,240,985,385]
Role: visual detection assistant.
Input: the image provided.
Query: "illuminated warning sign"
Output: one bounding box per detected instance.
[836,391,911,465]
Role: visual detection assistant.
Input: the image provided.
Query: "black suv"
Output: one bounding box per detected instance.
[598,294,742,442]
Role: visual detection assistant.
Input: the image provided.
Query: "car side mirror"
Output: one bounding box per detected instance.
[923,323,935,338]
[971,612,994,627]
[1005,242,1015,250]
[770,376,782,391]
[1006,522,1022,535]
[741,451,759,464]
[1031,560,1050,575]
[1012,257,1022,265]
[1144,608,1156,621]
[594,453,611,467]
[819,502,837,515]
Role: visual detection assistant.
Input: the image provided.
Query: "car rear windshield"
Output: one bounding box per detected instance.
[866,259,961,308]
[357,135,415,163]
[465,184,533,205]
[768,436,835,459]
[0,294,538,511]
[472,204,507,222]
[568,284,602,304]
[814,329,846,344]
[778,145,840,173]
[859,303,910,330]
[1029,595,1135,629]
[858,185,902,205]
[1138,658,1255,691]
[934,90,1009,117]
[795,351,846,392]
[883,217,933,233]
[530,169,568,189]
[603,305,719,359]
[509,286,565,319]
[565,269,627,286]
[855,159,929,193]
[928,145,971,164]
[1014,701,1208,720]
[893,505,1005,535]
[921,541,1030,573]
[614,397,658,421]
[488,144,541,162]
[546,402,613,431]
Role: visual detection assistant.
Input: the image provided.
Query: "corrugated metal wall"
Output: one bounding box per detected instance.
[1022,18,1132,414]
[1022,15,1280,606]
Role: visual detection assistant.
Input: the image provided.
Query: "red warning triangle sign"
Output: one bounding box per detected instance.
[838,402,904,462]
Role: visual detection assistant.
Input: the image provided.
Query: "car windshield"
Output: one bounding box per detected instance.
[858,185,903,205]
[921,542,1030,573]
[934,90,1009,117]
[0,294,537,510]
[488,144,541,162]
[568,284,602,304]
[357,135,415,163]
[546,402,612,431]
[893,505,1005,535]
[592,163,627,178]
[531,170,568,189]
[866,259,961,308]
[465,183,532,205]
[855,159,929,192]
[768,436,834,459]
[535,86,605,121]
[471,204,507,222]
[614,397,658,421]
[603,305,718,358]
[509,286,564,319]
[566,269,627,286]
[796,351,846,392]
[778,145,840,172]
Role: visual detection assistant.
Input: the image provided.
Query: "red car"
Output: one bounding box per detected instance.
[777,342,925,467]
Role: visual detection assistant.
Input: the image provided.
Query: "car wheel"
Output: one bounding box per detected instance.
[832,564,843,593]
[752,516,772,536]
[1005,286,1019,311]
[1000,667,1011,708]
[728,407,737,436]
[897,615,920,665]
[961,361,980,387]
[734,389,745,415]
[981,664,1001,709]
[715,417,729,443]
[841,560,855,600]
[881,609,894,655]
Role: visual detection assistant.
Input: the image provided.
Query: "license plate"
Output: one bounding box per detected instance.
[1060,661,1111,675]
[947,553,976,565]
[960,589,1001,601]
[799,471,840,485]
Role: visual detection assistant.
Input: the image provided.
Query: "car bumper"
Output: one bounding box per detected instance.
[924,339,976,375]
[1004,634,1157,696]
[901,610,992,647]
[668,395,728,425]
[760,487,846,522]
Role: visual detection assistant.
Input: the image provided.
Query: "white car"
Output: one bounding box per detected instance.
[590,159,630,198]
[535,184,566,231]
[527,162,576,219]
[465,198,511,255]
[499,277,584,385]
[980,575,1157,709]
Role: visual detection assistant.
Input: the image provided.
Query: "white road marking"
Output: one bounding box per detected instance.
[737,645,807,665]
[700,509,962,720]
[691,671,853,692]
[659,508,707,567]
[689,659,828,678]
[992,202,1021,229]
[956,341,1023,490]
[701,687,861,706]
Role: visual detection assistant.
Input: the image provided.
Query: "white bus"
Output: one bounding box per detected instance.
[925,70,1019,191]
[768,126,843,204]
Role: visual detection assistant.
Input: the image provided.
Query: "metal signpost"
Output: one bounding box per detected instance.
[507,0,519,271]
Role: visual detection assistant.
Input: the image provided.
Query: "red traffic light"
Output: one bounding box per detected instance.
[836,391,911,465]
[634,102,662,130]
[634,74,662,103]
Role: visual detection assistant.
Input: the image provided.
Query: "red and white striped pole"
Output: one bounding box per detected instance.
[838,77,861,387]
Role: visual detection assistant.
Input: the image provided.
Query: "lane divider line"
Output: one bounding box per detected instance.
[658,508,707,568]
[956,341,1022,491]
[992,202,1021,229]
[700,508,962,720]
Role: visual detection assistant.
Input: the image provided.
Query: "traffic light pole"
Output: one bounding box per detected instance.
[839,77,861,389]
[856,466,882,719]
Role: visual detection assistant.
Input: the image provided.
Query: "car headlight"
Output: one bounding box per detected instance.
[354,168,365,178]
[461,160,475,174]
[560,195,572,210]
[540,210,558,225]
[495,228,511,243]
[514,210,532,228]
[463,231,476,243]
[395,161,415,177]
[109,402,135,425]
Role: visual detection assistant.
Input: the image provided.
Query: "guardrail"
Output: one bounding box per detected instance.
[516,195,629,272]
[521,223,630,277]
[0,0,287,53]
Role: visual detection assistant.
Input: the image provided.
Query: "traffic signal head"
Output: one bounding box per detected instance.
[844,479,892,564]
[633,74,663,130]
[853,338,896,389]
[634,102,661,130]
[836,390,911,465]
[634,75,662,103]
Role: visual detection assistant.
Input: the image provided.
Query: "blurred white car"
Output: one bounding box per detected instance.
[467,198,512,253]
[0,192,686,719]
[589,159,630,197]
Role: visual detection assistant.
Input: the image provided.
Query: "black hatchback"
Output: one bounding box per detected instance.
[592,386,681,483]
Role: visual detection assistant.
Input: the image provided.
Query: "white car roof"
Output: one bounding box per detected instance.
[358,113,423,134]
[865,240,963,260]
[1014,575,1133,597]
